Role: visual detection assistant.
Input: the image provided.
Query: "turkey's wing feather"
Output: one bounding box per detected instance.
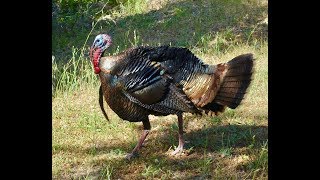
[129,77,169,105]
[120,46,214,107]
[109,50,170,105]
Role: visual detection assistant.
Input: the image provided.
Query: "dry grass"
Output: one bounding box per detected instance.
[52,43,268,179]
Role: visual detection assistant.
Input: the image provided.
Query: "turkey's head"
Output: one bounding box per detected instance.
[90,34,112,74]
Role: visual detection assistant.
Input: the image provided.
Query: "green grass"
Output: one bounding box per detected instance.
[52,0,268,179]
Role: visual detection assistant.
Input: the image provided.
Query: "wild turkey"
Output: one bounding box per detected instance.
[89,34,254,159]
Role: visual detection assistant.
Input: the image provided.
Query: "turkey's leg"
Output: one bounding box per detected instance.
[171,114,185,155]
[126,119,150,160]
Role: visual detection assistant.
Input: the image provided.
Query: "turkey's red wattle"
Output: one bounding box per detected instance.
[94,67,101,74]
[90,48,102,74]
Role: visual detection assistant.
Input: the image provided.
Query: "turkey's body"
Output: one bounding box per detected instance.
[99,46,252,120]
[99,72,152,122]
[90,35,253,159]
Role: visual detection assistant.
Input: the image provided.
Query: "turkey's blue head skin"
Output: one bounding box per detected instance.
[90,34,112,74]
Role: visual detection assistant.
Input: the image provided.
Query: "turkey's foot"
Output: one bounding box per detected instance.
[171,145,185,156]
[126,129,149,160]
[170,114,185,156]
[125,152,139,160]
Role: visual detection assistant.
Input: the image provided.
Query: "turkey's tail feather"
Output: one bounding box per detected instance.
[214,53,254,109]
[202,53,254,114]
[99,85,110,121]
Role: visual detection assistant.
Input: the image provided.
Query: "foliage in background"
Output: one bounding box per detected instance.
[52,0,267,96]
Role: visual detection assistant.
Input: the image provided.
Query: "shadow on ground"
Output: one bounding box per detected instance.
[54,119,267,179]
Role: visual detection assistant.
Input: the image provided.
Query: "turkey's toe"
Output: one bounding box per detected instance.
[170,146,184,156]
[125,152,138,160]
